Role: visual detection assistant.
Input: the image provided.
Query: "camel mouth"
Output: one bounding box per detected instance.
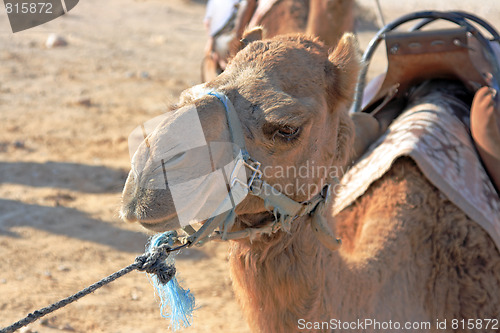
[134,209,275,236]
[238,212,274,228]
[120,202,181,232]
[139,220,175,233]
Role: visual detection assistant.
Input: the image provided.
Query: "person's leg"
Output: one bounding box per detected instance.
[471,86,500,193]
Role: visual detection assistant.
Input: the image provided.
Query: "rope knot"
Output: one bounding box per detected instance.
[135,244,176,284]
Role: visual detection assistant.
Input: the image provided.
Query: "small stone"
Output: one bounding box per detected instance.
[61,323,75,331]
[43,271,52,278]
[57,265,70,272]
[20,327,35,333]
[0,278,6,284]
[13,140,25,149]
[125,71,135,78]
[140,71,150,79]
[76,98,91,107]
[130,292,139,301]
[45,34,67,48]
[40,318,50,326]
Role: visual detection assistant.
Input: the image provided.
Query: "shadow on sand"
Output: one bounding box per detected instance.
[0,161,128,194]
[0,161,208,259]
[0,198,148,253]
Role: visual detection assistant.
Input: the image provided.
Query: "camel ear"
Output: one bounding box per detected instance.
[326,33,361,105]
[241,27,263,45]
[326,33,360,166]
[230,27,264,56]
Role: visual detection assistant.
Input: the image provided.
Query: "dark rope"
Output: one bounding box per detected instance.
[0,244,176,333]
[134,244,176,284]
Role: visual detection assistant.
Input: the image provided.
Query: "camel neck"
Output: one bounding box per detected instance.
[228,216,334,333]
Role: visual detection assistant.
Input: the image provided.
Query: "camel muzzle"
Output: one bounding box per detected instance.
[123,89,342,250]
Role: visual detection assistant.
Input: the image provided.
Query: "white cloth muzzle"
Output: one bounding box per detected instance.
[127,90,341,250]
[128,103,249,228]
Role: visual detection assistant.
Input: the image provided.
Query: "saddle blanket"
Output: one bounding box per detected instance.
[333,83,500,251]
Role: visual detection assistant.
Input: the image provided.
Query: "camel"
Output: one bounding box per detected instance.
[253,0,354,45]
[202,0,354,81]
[121,31,500,332]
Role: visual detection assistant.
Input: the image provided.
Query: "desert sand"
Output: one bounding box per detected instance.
[0,0,498,332]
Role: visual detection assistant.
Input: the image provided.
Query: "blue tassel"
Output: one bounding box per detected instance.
[146,233,195,331]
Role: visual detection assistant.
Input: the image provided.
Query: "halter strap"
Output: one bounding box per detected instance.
[208,91,249,158]
[177,91,342,250]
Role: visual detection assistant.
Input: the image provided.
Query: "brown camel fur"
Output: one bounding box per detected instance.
[254,0,354,46]
[202,0,354,81]
[305,0,354,47]
[122,33,500,332]
[253,0,309,37]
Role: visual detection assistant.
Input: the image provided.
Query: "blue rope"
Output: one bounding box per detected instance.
[147,233,195,331]
[0,234,188,333]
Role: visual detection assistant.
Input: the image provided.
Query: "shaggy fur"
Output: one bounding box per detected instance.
[337,158,500,331]
[230,158,500,333]
[121,34,500,332]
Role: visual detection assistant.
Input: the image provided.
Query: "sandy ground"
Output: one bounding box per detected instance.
[0,0,498,332]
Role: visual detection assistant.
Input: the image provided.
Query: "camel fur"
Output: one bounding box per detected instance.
[256,0,354,47]
[121,33,500,332]
[202,0,354,82]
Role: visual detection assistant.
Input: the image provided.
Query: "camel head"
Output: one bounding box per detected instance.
[121,30,360,234]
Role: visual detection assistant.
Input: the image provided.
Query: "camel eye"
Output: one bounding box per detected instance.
[275,125,301,140]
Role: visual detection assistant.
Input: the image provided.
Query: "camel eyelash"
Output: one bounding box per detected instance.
[273,125,301,142]
[262,121,302,143]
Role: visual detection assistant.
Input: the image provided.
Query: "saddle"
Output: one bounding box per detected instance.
[351,11,500,194]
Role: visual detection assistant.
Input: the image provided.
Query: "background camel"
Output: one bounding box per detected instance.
[121,31,500,332]
[202,0,354,81]
[253,0,354,45]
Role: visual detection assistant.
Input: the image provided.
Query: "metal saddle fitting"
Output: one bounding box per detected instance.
[349,11,500,162]
[363,27,488,115]
[352,10,500,116]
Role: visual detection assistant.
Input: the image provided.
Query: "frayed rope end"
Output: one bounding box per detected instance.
[152,274,195,331]
[147,233,196,331]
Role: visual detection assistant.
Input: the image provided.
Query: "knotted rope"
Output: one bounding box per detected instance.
[135,244,177,283]
[0,242,182,333]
